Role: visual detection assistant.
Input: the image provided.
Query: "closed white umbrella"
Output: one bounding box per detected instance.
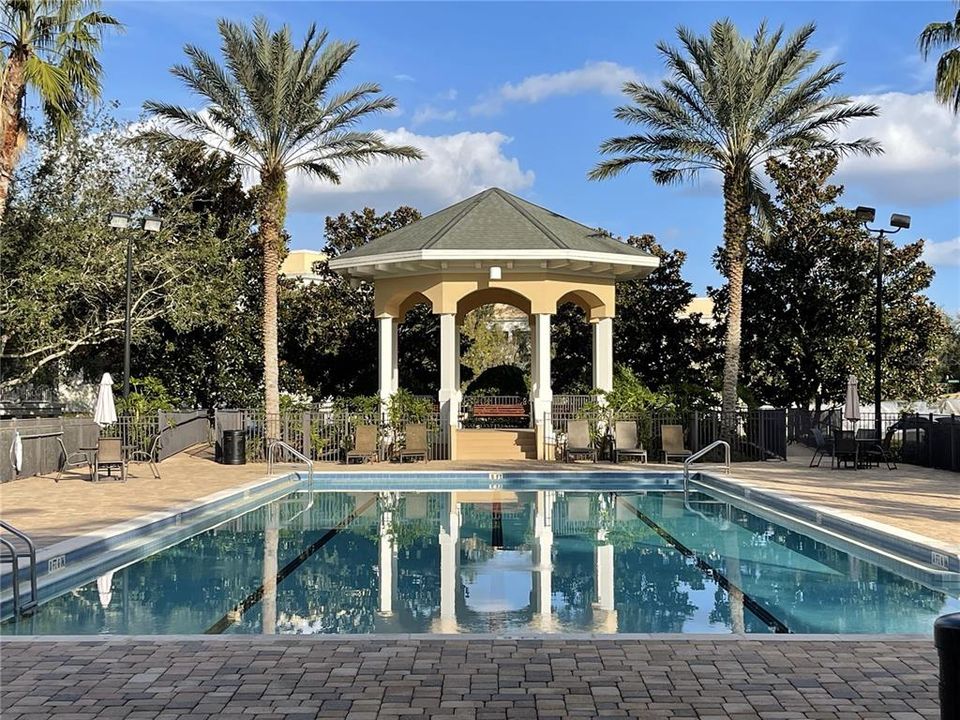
[97,570,115,608]
[9,430,22,474]
[844,375,861,429]
[94,373,118,427]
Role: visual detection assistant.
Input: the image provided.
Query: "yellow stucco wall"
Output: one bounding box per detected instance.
[374,272,616,321]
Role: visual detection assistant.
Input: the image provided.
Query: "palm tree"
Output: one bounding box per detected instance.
[590,20,881,427]
[918,3,960,113]
[0,0,120,222]
[141,17,422,437]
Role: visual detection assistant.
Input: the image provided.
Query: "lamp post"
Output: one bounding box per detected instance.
[854,206,911,439]
[107,212,163,399]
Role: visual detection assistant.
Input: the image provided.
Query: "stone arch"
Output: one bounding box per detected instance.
[456,287,532,323]
[398,291,433,321]
[556,289,607,321]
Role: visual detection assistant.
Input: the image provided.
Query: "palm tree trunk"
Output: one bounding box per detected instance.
[720,172,750,436]
[0,52,28,226]
[259,170,287,442]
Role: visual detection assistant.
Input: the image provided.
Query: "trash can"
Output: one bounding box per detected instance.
[220,429,246,465]
[936,612,960,720]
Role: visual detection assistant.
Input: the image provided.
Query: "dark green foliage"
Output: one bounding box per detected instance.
[465,364,528,396]
[712,150,949,408]
[280,206,437,399]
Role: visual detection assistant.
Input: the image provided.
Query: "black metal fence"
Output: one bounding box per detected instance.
[791,408,960,473]
[543,408,789,463]
[214,406,451,463]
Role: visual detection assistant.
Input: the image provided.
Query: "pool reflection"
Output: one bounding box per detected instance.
[3,489,957,635]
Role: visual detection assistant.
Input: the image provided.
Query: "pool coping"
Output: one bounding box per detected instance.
[0,631,934,643]
[699,470,960,574]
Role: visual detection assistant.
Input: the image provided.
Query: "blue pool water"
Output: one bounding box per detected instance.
[2,487,957,635]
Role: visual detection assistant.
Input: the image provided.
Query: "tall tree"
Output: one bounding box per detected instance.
[0,111,238,392]
[551,234,715,404]
[280,207,433,399]
[590,19,880,429]
[614,235,717,408]
[0,0,120,223]
[714,150,949,409]
[140,16,422,436]
[919,2,960,113]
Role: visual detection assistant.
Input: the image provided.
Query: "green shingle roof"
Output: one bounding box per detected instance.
[334,188,654,260]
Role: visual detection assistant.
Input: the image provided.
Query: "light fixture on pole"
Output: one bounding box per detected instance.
[108,213,164,399]
[855,206,911,440]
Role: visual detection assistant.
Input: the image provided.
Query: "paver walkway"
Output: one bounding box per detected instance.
[0,636,938,719]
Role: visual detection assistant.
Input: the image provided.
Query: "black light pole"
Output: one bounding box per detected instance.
[108,213,163,399]
[855,206,911,439]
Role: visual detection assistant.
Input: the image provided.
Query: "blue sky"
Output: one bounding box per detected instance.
[102,1,959,311]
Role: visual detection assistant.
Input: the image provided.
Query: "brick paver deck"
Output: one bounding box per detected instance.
[0,636,938,719]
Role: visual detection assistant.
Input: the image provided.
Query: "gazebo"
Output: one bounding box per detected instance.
[329,187,659,460]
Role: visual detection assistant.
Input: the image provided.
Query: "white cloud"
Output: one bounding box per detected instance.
[471,60,641,115]
[411,105,458,126]
[286,128,535,216]
[923,237,960,267]
[394,74,415,82]
[837,91,960,205]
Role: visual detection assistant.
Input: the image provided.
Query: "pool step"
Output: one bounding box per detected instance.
[456,429,537,460]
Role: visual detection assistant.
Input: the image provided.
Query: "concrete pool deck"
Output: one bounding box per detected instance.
[1,444,957,552]
[0,635,939,719]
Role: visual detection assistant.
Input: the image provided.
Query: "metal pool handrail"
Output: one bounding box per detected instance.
[683,440,730,497]
[0,520,38,617]
[267,440,314,484]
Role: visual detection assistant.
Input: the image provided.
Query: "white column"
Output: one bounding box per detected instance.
[378,315,398,407]
[531,491,555,630]
[438,313,460,458]
[378,507,397,617]
[532,314,552,420]
[592,317,614,394]
[454,324,461,393]
[434,496,460,633]
[391,318,399,395]
[593,494,617,632]
[532,314,553,458]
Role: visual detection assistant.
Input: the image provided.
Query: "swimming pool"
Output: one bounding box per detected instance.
[2,475,957,635]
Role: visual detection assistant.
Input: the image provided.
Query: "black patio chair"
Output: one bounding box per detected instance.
[831,428,858,469]
[864,432,898,470]
[808,427,834,468]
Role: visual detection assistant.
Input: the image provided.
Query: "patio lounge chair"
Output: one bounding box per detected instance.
[346,425,378,464]
[55,436,92,482]
[613,421,647,464]
[564,420,596,462]
[808,427,834,468]
[93,437,127,482]
[660,425,692,464]
[399,423,428,463]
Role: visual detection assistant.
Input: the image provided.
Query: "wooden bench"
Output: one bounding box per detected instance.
[472,404,527,418]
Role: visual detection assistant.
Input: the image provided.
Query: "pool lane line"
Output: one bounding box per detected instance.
[205,495,377,634]
[616,497,790,634]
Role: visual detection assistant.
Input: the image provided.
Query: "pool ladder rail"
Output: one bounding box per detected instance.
[0,520,38,617]
[267,440,315,486]
[683,440,731,496]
